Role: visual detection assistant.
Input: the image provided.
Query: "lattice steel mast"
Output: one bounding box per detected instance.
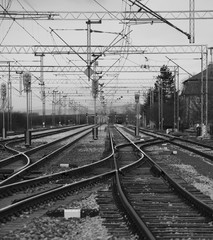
[189,0,195,43]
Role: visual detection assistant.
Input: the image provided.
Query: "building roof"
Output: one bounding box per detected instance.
[182,64,213,95]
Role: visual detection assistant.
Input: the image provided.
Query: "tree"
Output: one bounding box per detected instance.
[156,65,175,102]
[142,65,176,129]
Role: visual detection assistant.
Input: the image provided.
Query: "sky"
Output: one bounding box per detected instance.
[0,0,213,116]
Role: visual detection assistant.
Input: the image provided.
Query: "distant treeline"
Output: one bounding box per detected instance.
[0,111,94,135]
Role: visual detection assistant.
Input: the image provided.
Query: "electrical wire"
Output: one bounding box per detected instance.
[0,4,42,44]
[16,0,50,34]
[127,0,191,40]
[92,0,133,105]
[50,27,87,64]
[0,19,14,45]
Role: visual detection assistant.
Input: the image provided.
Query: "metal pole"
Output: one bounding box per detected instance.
[189,0,195,43]
[161,80,163,130]
[2,100,5,139]
[78,103,81,124]
[158,84,161,130]
[26,89,29,136]
[52,95,54,126]
[29,89,32,129]
[177,67,180,131]
[1,83,6,139]
[87,20,91,82]
[40,54,45,127]
[8,62,12,132]
[135,93,140,136]
[205,47,208,127]
[75,108,77,124]
[174,69,176,130]
[93,62,98,125]
[25,87,30,147]
[93,62,99,139]
[86,110,89,125]
[59,92,62,126]
[52,90,57,126]
[23,72,31,147]
[201,48,204,127]
[63,95,67,125]
[150,89,152,127]
[35,53,45,127]
[86,19,101,82]
[93,100,97,125]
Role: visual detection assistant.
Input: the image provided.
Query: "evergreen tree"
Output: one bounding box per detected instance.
[156,65,175,103]
[142,65,176,128]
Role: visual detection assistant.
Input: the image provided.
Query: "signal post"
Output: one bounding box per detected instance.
[1,83,7,139]
[23,72,32,147]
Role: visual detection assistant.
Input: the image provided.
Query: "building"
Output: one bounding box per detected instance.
[181,64,213,128]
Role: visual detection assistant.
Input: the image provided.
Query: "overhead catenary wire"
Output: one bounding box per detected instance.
[127,0,191,40]
[0,19,14,45]
[0,4,43,45]
[50,27,88,64]
[165,56,193,77]
[16,0,50,34]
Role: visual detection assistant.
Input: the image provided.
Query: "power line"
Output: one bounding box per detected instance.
[0,4,42,44]
[127,0,191,40]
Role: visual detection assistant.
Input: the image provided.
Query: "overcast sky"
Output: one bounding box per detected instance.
[0,0,213,114]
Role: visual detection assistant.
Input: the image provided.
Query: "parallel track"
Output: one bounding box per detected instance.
[139,127,213,161]
[1,125,213,239]
[115,125,213,239]
[0,125,142,239]
[0,125,93,185]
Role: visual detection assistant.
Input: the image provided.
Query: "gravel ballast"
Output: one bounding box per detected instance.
[1,126,138,239]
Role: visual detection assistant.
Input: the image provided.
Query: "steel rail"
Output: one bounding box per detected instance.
[0,124,87,144]
[114,125,213,237]
[2,125,211,238]
[0,143,114,197]
[124,126,213,218]
[0,171,115,223]
[0,126,93,186]
[140,143,213,219]
[1,125,91,166]
[111,126,156,239]
[139,128,213,161]
[0,125,87,177]
[0,125,91,169]
[0,128,115,222]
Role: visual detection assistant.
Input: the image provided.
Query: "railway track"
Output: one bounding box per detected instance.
[0,125,94,184]
[1,124,213,239]
[114,125,213,239]
[0,125,111,203]
[139,127,213,156]
[0,125,87,162]
[0,125,145,239]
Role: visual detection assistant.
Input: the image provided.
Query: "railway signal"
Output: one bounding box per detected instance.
[23,72,32,147]
[23,71,31,92]
[135,93,140,137]
[1,83,7,139]
[1,83,6,99]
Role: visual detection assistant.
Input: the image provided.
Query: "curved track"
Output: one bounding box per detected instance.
[0,125,93,185]
[1,125,213,239]
[0,125,142,239]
